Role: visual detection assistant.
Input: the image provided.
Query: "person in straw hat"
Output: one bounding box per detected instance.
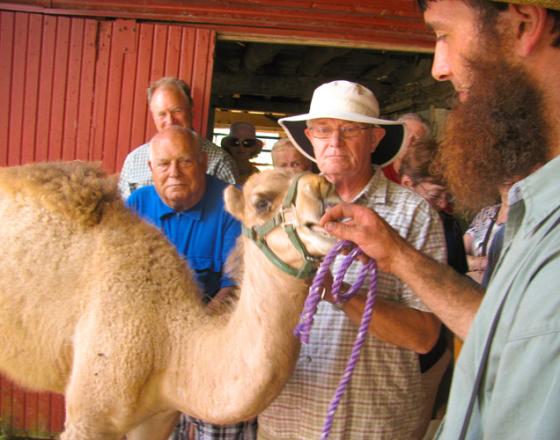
[258,80,447,439]
[321,1,560,438]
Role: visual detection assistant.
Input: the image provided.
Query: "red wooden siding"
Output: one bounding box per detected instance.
[0,9,215,438]
[0,0,434,52]
[0,9,215,172]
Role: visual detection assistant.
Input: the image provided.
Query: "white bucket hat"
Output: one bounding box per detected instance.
[279,80,406,166]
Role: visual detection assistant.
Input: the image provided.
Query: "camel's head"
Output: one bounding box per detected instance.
[225,169,340,278]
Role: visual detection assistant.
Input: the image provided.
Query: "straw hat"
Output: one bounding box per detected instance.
[278,80,405,167]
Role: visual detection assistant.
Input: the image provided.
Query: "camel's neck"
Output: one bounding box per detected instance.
[165,238,309,423]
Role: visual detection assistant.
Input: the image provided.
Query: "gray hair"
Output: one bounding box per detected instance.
[146,77,193,107]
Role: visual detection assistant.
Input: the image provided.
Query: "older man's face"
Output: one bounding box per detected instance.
[272,147,313,173]
[149,129,207,211]
[149,86,193,132]
[305,118,383,186]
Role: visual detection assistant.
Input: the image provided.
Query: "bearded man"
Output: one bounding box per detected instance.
[321,1,560,438]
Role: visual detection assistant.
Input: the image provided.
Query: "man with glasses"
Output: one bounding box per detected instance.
[221,121,263,184]
[257,80,446,439]
[118,77,239,199]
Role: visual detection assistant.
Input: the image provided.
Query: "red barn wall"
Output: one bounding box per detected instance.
[0,10,215,172]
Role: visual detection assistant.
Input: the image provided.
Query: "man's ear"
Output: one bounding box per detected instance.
[304,127,313,142]
[372,127,386,152]
[148,160,153,172]
[201,151,209,172]
[509,5,550,57]
[400,175,415,189]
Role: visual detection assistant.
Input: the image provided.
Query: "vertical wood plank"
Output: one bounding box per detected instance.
[21,13,42,164]
[191,29,215,136]
[76,19,97,160]
[0,375,14,434]
[7,12,28,166]
[131,22,153,149]
[150,24,167,82]
[11,383,26,436]
[179,30,197,130]
[164,25,181,75]
[178,27,195,84]
[62,17,84,160]
[35,14,56,163]
[115,20,138,171]
[49,393,65,434]
[36,391,52,436]
[0,11,15,166]
[48,15,70,161]
[103,21,126,171]
[23,391,38,435]
[91,20,112,163]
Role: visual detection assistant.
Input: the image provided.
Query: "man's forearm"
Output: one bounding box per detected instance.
[342,295,441,353]
[321,203,484,340]
[393,245,483,340]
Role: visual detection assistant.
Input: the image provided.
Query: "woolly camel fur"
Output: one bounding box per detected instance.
[0,162,339,440]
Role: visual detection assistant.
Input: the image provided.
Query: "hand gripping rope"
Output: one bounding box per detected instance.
[294,240,378,440]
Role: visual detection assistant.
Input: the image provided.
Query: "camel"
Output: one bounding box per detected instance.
[0,161,340,440]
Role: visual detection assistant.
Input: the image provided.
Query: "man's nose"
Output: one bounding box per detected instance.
[327,129,344,147]
[162,113,174,127]
[431,43,451,82]
[168,161,181,176]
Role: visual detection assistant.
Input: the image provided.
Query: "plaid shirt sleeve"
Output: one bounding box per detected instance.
[201,139,240,185]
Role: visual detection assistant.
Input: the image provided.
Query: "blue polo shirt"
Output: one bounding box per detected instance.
[126,175,241,301]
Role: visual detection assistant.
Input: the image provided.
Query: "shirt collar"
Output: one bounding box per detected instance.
[352,166,389,205]
[509,155,560,231]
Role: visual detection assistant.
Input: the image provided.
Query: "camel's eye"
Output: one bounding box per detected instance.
[254,197,272,214]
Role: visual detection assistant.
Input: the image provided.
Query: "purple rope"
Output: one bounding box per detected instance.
[294,240,377,440]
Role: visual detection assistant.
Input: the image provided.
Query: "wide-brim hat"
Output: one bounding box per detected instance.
[279,80,406,167]
[492,0,560,10]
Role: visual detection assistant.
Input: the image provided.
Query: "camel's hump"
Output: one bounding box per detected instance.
[0,161,120,227]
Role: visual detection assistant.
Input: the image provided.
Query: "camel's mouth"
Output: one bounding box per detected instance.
[306,222,329,236]
[298,220,337,258]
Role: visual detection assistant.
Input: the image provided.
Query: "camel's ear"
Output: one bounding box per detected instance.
[224,184,245,221]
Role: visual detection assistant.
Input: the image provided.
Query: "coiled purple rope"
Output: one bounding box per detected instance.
[294,240,377,440]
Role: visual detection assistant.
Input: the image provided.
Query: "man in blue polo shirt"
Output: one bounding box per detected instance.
[127,126,240,304]
[126,126,256,439]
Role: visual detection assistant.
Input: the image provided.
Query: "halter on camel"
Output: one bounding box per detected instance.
[241,172,322,279]
[242,173,378,440]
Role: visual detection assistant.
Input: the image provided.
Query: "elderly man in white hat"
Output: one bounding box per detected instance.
[257,80,446,439]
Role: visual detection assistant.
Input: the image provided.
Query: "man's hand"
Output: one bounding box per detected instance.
[320,203,411,276]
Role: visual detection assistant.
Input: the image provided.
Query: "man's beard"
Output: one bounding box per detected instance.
[438,59,549,213]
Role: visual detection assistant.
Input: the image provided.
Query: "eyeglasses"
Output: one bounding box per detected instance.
[227,138,260,148]
[416,182,451,207]
[308,125,370,140]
